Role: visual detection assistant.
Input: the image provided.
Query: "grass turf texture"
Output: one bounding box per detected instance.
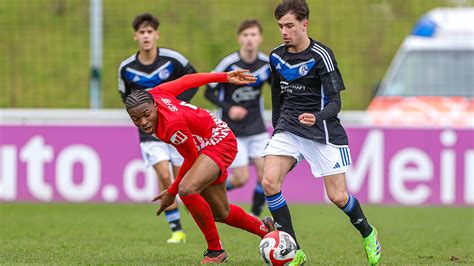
[1,203,472,265]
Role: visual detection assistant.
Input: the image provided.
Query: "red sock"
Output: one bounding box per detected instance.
[180,194,222,250]
[223,204,268,238]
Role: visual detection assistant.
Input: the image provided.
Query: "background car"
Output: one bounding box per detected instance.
[368,7,474,127]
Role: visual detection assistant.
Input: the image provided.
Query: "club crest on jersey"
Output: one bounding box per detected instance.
[170,130,188,145]
[299,64,309,76]
[159,69,170,80]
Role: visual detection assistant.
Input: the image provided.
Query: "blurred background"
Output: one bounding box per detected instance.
[1,0,470,109]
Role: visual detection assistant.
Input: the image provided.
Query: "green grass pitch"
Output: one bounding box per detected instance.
[1,203,472,265]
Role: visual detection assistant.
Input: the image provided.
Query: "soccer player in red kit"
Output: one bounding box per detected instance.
[125,69,275,264]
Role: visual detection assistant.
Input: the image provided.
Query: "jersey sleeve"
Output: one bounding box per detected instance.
[149,73,228,98]
[118,66,129,102]
[175,61,199,102]
[269,57,282,129]
[265,66,273,86]
[314,92,342,121]
[315,47,346,95]
[164,122,199,196]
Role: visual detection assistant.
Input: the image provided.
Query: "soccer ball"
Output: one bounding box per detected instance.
[259,230,297,266]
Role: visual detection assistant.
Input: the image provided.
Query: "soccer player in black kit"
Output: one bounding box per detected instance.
[118,13,197,244]
[205,20,271,217]
[262,1,382,265]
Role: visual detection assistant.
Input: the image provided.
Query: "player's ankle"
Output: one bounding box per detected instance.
[204,249,225,258]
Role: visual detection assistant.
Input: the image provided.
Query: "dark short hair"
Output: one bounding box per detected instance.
[125,90,154,109]
[132,13,160,31]
[237,19,263,34]
[274,0,309,21]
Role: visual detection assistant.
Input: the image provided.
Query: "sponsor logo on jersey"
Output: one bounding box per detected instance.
[276,63,282,70]
[280,81,306,94]
[232,86,260,103]
[133,75,140,82]
[170,130,188,145]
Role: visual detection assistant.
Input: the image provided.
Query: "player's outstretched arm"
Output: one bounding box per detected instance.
[149,73,227,97]
[149,70,257,97]
[226,69,257,85]
[152,124,198,216]
[164,125,199,195]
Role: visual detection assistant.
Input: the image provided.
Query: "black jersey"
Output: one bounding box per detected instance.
[205,51,271,137]
[269,39,348,145]
[118,47,197,142]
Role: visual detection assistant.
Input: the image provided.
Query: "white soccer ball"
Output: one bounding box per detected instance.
[259,230,297,266]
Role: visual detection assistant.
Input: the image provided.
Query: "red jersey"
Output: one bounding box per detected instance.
[148,73,236,195]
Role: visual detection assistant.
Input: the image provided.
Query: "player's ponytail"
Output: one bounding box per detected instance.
[125,90,154,109]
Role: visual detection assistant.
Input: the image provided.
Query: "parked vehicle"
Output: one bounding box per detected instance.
[368,7,474,127]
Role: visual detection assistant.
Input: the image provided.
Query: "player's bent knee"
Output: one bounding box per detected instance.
[262,176,281,195]
[158,172,172,185]
[233,173,249,188]
[327,191,348,208]
[177,183,198,197]
[212,209,230,222]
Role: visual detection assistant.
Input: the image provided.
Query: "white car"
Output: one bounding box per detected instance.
[368,7,474,127]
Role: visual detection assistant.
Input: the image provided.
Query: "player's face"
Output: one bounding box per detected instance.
[127,102,158,135]
[134,25,159,52]
[238,26,262,52]
[277,13,308,47]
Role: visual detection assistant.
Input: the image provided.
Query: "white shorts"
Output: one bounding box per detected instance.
[140,141,184,168]
[230,132,270,168]
[262,131,351,177]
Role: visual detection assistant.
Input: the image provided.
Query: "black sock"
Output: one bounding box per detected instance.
[265,191,300,249]
[164,208,183,232]
[251,182,265,217]
[340,194,372,238]
[205,249,225,257]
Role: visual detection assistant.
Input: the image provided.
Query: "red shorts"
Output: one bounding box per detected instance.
[200,132,237,185]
